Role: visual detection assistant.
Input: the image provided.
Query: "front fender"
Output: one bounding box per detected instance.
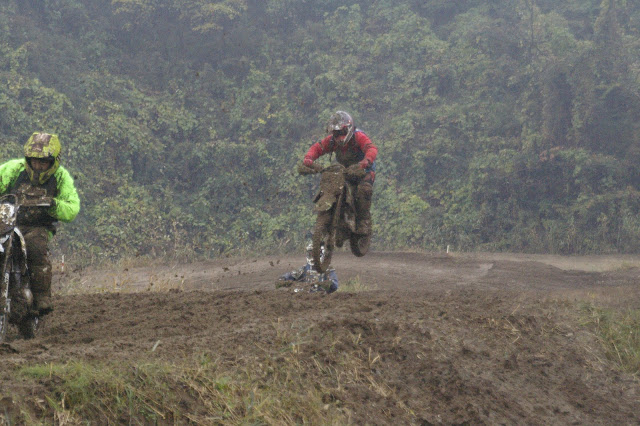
[314,189,339,212]
[314,165,346,212]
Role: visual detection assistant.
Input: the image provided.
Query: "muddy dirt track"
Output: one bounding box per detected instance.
[2,251,640,424]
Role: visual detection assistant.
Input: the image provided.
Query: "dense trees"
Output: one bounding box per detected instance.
[1,0,640,259]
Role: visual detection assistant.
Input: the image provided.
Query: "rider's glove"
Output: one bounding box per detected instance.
[359,158,371,169]
[49,198,57,217]
[303,157,314,167]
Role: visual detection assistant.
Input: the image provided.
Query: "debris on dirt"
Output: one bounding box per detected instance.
[2,251,638,423]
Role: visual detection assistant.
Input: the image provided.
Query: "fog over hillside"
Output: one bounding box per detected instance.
[1,0,639,260]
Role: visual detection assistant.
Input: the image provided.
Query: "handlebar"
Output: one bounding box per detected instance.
[0,194,51,207]
[298,162,323,175]
[20,199,52,207]
[298,162,365,180]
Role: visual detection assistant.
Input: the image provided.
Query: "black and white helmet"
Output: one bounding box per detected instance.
[326,111,354,146]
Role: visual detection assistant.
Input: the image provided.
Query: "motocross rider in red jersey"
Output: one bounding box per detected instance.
[303,111,378,235]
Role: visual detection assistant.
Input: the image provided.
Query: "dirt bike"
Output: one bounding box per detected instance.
[0,194,43,342]
[298,162,371,273]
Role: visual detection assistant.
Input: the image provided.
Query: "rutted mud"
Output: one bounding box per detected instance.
[1,251,639,423]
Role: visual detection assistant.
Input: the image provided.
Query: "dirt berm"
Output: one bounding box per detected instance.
[1,251,639,423]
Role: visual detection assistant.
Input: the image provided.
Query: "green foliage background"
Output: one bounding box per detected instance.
[2,0,640,259]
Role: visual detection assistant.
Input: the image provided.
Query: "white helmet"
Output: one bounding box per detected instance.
[326,111,354,147]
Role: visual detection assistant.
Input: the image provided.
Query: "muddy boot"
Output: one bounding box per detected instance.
[355,182,373,235]
[33,294,53,315]
[31,269,53,315]
[355,215,372,235]
[24,228,53,315]
[354,199,372,234]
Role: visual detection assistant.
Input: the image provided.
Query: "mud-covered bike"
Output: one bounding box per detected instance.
[299,162,371,273]
[0,194,43,342]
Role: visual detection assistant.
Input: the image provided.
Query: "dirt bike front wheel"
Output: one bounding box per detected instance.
[350,232,371,257]
[312,211,335,273]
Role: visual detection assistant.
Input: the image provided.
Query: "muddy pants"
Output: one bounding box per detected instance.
[22,227,52,312]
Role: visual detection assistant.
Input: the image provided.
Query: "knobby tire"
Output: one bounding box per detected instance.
[350,233,371,257]
[312,210,334,273]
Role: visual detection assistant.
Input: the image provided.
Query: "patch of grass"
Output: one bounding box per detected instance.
[15,354,348,424]
[13,326,359,426]
[616,261,640,271]
[8,318,414,424]
[20,361,176,423]
[340,275,374,293]
[580,302,640,375]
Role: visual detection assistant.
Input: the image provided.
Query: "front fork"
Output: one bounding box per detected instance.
[1,239,12,318]
[0,254,12,342]
[0,235,30,319]
[0,265,24,319]
[2,271,10,318]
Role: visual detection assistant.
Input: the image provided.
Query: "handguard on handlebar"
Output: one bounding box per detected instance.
[299,162,366,182]
[298,162,323,175]
[345,164,366,181]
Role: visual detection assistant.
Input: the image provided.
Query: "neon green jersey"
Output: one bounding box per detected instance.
[0,158,80,223]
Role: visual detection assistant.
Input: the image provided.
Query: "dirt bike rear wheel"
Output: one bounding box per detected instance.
[312,211,334,273]
[349,232,371,257]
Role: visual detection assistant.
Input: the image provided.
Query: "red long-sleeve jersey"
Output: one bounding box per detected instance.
[304,130,377,168]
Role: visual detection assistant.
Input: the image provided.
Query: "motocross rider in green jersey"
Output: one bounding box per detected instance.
[0,133,80,314]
